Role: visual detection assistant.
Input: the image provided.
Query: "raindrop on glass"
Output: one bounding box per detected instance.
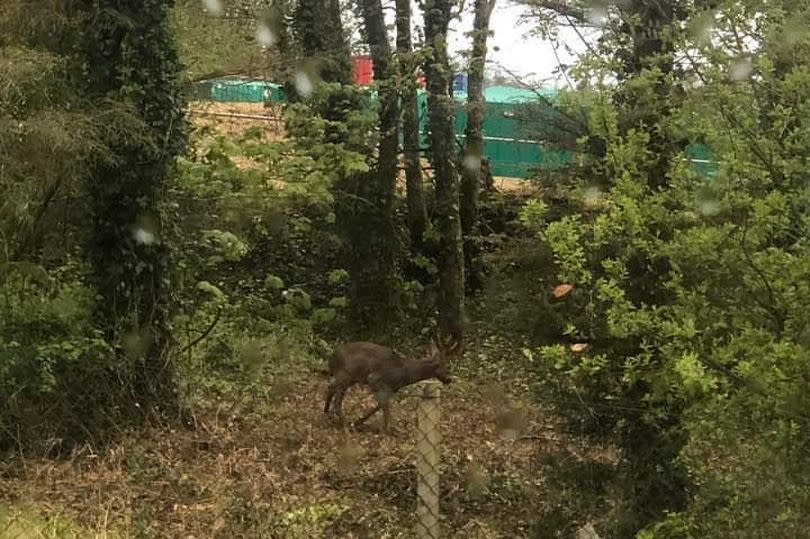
[730,58,753,81]
[338,442,363,470]
[202,0,223,16]
[586,5,608,26]
[256,23,276,47]
[583,185,602,207]
[697,198,720,216]
[689,11,714,45]
[465,461,490,497]
[463,153,480,172]
[295,71,314,98]
[133,228,156,245]
[696,187,721,216]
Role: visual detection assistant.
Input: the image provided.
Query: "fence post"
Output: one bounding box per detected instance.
[415,381,441,539]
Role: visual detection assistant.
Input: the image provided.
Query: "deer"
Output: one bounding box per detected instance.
[323,335,459,434]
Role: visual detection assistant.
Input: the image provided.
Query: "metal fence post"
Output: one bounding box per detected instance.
[415,381,441,539]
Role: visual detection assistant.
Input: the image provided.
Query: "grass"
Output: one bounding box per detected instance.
[0,504,105,538]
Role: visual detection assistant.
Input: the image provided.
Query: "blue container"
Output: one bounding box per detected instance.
[452,73,468,93]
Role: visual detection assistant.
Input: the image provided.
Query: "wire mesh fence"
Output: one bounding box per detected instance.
[414,381,442,539]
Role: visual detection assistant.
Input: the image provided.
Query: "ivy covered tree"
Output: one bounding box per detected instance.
[81,0,187,413]
[292,0,353,86]
[342,0,402,332]
[422,0,466,345]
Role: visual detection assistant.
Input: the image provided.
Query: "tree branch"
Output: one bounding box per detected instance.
[527,0,587,24]
[179,307,223,355]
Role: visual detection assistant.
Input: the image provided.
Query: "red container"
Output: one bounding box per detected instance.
[353,55,374,86]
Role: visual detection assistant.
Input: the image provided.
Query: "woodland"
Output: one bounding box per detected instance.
[1,0,810,537]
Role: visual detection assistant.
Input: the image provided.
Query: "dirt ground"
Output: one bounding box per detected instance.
[0,364,562,537]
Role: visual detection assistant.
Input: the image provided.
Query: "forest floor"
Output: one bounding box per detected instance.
[0,355,555,538]
[0,300,581,538]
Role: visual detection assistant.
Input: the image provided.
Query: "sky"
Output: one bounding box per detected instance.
[448,2,584,86]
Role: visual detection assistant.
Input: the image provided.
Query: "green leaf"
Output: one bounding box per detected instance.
[263,274,285,290]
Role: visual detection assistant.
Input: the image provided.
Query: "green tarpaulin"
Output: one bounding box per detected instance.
[189,78,718,179]
[191,79,286,103]
[415,86,575,177]
[210,80,285,103]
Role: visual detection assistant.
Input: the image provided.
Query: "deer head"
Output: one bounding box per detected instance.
[424,331,461,384]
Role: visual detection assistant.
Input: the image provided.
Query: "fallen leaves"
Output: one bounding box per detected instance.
[552,283,573,298]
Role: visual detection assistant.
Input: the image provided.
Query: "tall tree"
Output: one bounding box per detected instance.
[82,0,187,412]
[396,0,428,252]
[423,0,465,345]
[612,0,686,188]
[521,1,696,534]
[460,0,496,291]
[344,0,401,331]
[292,0,353,86]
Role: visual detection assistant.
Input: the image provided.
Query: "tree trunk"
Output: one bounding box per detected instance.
[82,0,187,415]
[460,0,495,292]
[347,0,401,332]
[292,0,352,87]
[614,0,682,189]
[396,0,428,251]
[422,0,465,345]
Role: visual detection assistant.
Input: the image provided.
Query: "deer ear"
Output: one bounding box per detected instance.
[442,336,462,360]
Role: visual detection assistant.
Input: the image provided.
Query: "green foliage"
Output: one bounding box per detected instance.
[264,274,286,290]
[0,505,92,539]
[0,262,120,450]
[171,0,273,81]
[168,94,371,401]
[523,1,810,536]
[270,503,349,538]
[518,199,549,230]
[0,1,190,449]
[201,229,249,264]
[0,39,102,263]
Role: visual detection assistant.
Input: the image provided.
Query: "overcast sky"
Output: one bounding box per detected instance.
[401,0,591,88]
[449,2,583,86]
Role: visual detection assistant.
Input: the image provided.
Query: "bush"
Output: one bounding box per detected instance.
[0,262,119,453]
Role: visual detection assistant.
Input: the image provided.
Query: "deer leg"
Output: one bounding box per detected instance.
[333,386,350,426]
[325,375,352,425]
[380,393,393,434]
[354,386,393,432]
[324,381,337,415]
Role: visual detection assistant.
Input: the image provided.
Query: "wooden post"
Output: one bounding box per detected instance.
[415,381,441,539]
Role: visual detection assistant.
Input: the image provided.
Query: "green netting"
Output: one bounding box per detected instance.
[209,80,285,103]
[191,80,715,180]
[685,143,717,177]
[448,86,574,175]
